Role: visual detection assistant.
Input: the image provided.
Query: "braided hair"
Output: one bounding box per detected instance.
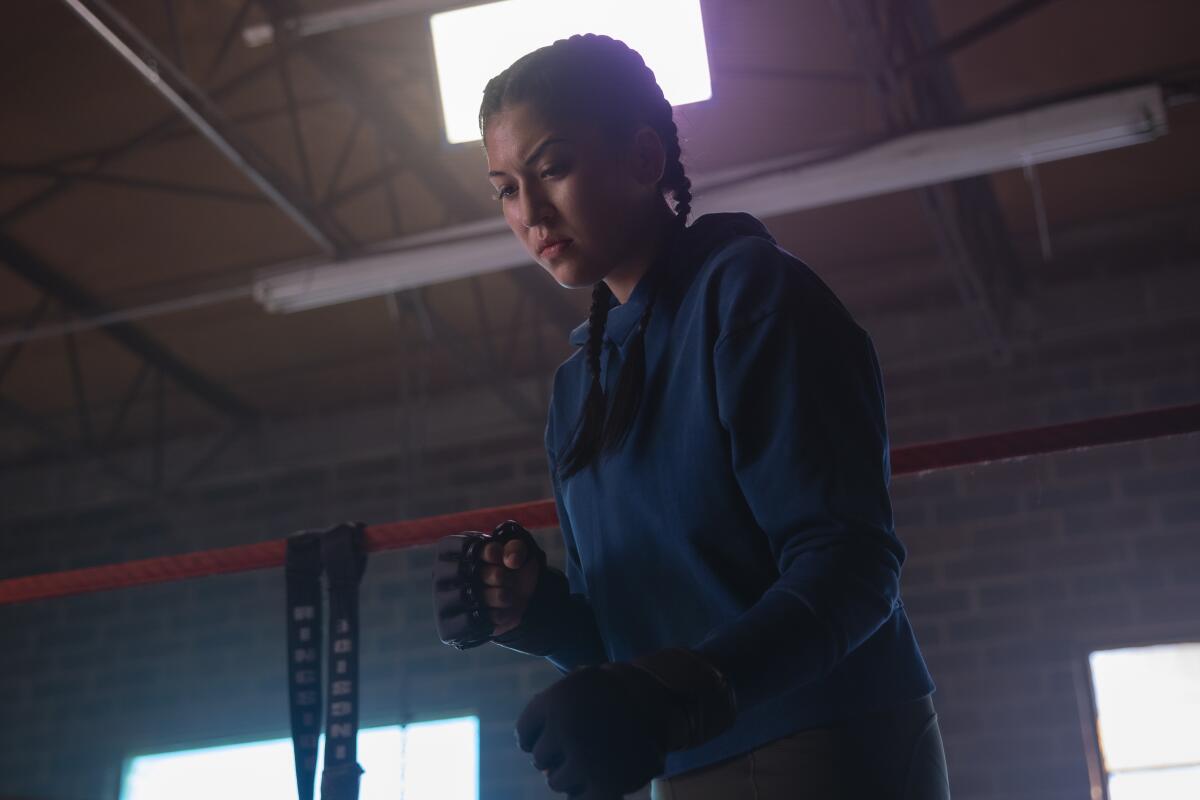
[480,34,693,479]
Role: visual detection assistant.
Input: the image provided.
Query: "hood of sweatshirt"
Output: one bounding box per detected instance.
[567,212,777,346]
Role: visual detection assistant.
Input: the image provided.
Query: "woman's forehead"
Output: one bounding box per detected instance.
[485,105,559,157]
[484,103,603,170]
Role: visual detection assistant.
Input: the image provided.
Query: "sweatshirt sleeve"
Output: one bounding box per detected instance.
[693,287,905,711]
[493,442,610,674]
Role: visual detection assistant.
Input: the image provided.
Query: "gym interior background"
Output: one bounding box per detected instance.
[1,1,1198,799]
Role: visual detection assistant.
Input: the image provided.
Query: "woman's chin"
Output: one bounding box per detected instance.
[546,262,597,289]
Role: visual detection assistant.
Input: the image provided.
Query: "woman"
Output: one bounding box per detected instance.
[432,33,950,800]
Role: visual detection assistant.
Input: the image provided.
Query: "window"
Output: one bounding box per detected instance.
[120,717,478,800]
[1088,643,1200,800]
[430,0,712,144]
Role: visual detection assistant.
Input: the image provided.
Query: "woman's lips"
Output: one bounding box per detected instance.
[540,239,572,259]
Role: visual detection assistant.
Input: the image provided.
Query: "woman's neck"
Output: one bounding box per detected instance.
[602,203,680,304]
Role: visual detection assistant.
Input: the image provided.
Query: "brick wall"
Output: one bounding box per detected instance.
[1,255,1198,800]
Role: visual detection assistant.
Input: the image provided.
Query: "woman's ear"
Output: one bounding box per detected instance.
[628,125,667,187]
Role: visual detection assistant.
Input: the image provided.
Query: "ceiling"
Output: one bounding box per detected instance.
[1,0,1198,474]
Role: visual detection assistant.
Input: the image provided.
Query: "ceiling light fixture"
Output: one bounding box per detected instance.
[430,0,713,144]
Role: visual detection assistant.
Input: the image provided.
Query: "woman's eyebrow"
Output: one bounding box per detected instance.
[488,137,571,177]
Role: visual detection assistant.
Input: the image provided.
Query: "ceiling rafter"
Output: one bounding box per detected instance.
[0,163,269,205]
[249,0,480,223]
[59,0,356,257]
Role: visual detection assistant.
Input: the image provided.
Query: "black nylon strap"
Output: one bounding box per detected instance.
[287,523,368,800]
[286,532,324,800]
[319,523,368,800]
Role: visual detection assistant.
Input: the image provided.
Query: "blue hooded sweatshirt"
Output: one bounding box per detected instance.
[539,212,934,778]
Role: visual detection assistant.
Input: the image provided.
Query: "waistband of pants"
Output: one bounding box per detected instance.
[840,693,935,729]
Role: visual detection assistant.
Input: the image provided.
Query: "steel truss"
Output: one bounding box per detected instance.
[3,0,1061,465]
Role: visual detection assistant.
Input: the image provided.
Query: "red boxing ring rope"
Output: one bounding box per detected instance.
[1,402,1197,607]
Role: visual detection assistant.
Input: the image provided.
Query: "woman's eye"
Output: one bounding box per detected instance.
[491,163,566,200]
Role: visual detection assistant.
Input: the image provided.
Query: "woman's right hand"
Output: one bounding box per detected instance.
[478,533,543,636]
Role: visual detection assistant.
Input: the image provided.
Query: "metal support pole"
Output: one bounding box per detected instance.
[0,295,52,388]
[153,368,166,489]
[64,330,95,447]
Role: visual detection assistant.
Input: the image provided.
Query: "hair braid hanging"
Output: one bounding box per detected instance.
[561,282,614,476]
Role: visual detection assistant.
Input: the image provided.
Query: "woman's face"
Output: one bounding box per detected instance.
[484,102,657,289]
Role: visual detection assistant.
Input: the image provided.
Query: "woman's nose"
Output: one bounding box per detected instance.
[519,188,552,229]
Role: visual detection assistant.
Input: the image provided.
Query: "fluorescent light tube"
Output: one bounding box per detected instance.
[689,85,1167,219]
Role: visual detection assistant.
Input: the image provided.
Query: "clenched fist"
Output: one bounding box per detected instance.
[433,520,546,648]
[477,526,542,635]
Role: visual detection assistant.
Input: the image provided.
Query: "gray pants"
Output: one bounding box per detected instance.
[651,696,950,800]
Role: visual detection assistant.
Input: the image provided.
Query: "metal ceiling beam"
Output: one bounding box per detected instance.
[0,296,51,389]
[0,163,268,205]
[0,284,252,348]
[26,54,280,175]
[60,0,354,257]
[0,234,257,423]
[5,80,401,193]
[205,0,256,82]
[898,0,1065,75]
[322,113,366,204]
[0,53,282,229]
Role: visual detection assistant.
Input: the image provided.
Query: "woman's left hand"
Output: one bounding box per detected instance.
[514,648,737,798]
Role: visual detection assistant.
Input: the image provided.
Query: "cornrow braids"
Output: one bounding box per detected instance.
[562,282,614,476]
[480,34,694,478]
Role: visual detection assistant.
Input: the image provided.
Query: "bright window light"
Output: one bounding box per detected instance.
[431,0,712,144]
[120,717,478,800]
[1089,643,1200,800]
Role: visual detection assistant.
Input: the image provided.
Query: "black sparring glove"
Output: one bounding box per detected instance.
[432,520,546,649]
[515,648,737,799]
